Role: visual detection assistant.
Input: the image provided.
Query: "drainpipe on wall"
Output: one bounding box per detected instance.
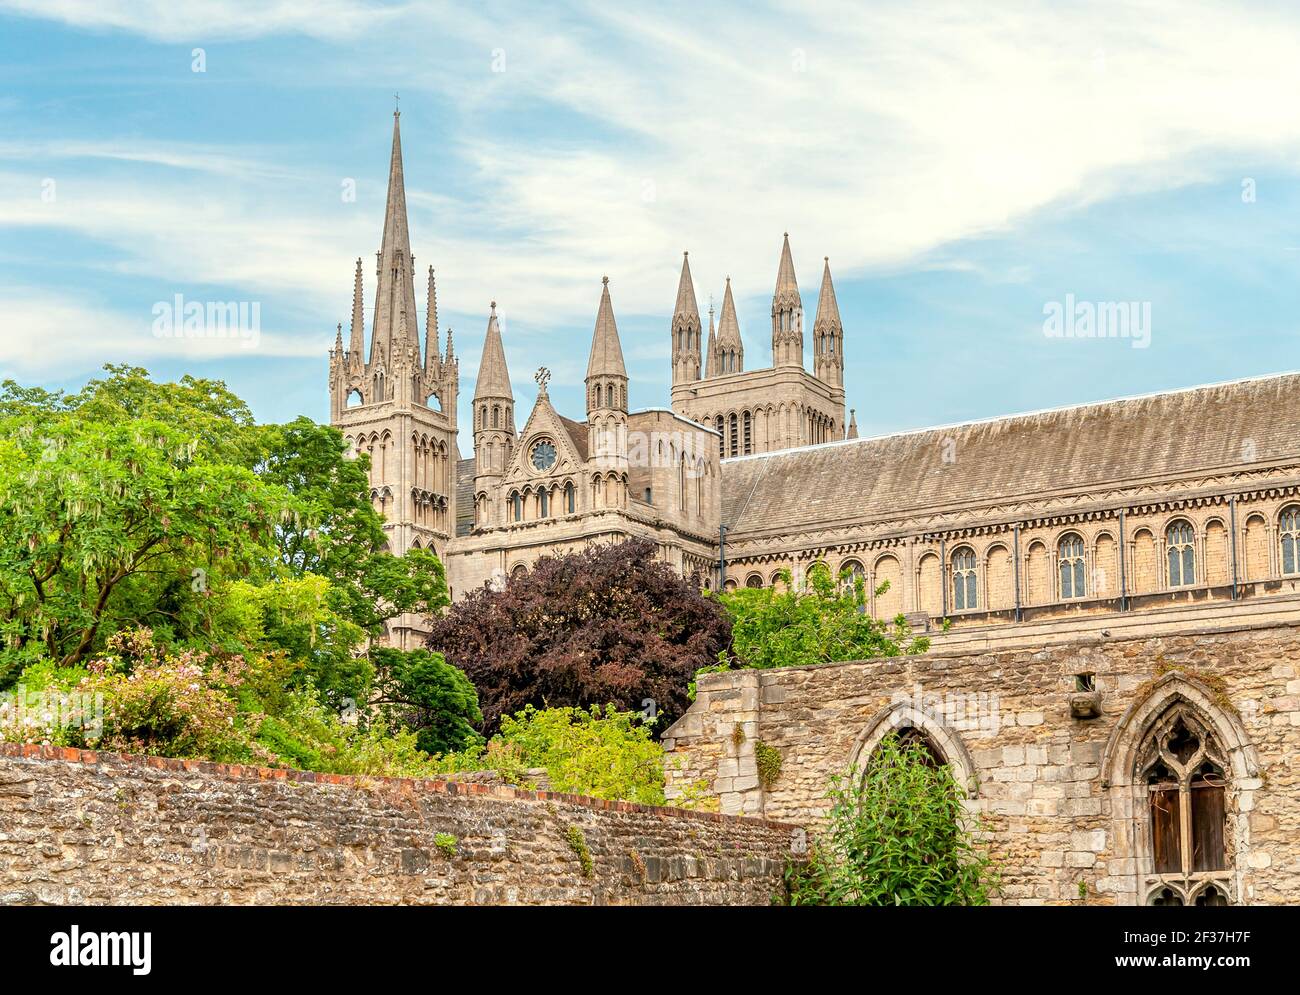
[1230,496,1240,600]
[1013,524,1022,622]
[1118,508,1129,612]
[940,537,948,617]
[718,524,727,591]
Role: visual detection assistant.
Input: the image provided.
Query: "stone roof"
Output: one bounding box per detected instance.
[673,252,699,322]
[369,110,421,369]
[812,256,840,332]
[558,415,589,461]
[773,232,799,301]
[715,278,743,359]
[586,277,626,380]
[721,373,1300,536]
[473,304,511,400]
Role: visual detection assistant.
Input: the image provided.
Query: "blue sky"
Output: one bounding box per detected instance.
[3,1,1300,452]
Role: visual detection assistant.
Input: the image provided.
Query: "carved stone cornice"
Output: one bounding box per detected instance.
[722,469,1300,564]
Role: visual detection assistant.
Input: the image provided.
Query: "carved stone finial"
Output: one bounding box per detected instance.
[535,366,551,394]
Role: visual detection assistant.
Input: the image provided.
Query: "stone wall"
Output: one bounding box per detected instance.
[663,602,1300,905]
[0,746,799,906]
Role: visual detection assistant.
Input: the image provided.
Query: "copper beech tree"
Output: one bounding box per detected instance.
[426,539,730,735]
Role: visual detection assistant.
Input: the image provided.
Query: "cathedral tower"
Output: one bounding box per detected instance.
[812,256,844,389]
[586,277,629,498]
[327,109,459,648]
[671,252,702,385]
[771,232,804,368]
[712,277,743,375]
[472,302,515,527]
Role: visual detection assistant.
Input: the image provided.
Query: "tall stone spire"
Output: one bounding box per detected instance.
[473,302,515,520]
[348,257,365,360]
[586,277,629,489]
[771,232,804,368]
[704,299,716,378]
[671,251,701,386]
[713,277,743,375]
[812,256,844,388]
[369,109,421,371]
[586,276,627,386]
[846,408,858,439]
[424,266,441,378]
[474,302,512,401]
[326,108,460,622]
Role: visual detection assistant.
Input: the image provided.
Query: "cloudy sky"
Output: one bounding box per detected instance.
[2,0,1299,451]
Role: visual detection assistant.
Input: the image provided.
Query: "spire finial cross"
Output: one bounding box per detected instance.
[535,366,551,393]
[394,92,400,113]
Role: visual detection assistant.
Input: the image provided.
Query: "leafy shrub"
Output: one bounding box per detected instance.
[432,704,667,805]
[717,563,928,673]
[786,734,997,906]
[248,690,444,778]
[427,538,730,735]
[566,825,593,877]
[73,649,248,761]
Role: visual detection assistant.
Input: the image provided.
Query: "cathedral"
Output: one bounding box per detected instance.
[329,112,1300,653]
[327,113,1300,905]
[329,111,854,646]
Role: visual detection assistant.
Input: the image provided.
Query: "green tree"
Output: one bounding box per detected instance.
[0,371,288,678]
[786,734,997,906]
[717,563,927,673]
[370,646,483,756]
[0,368,448,713]
[255,417,449,637]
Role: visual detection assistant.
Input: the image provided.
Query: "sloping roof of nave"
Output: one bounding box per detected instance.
[720,372,1300,537]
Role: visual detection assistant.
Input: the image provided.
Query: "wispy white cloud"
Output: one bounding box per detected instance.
[0,290,322,380]
[5,0,1300,389]
[0,0,405,42]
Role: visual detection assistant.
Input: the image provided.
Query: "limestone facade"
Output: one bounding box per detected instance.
[663,598,1300,905]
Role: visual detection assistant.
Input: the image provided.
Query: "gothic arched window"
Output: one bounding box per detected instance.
[564,481,575,514]
[743,411,752,455]
[715,416,724,457]
[870,726,946,770]
[1137,703,1229,904]
[511,491,522,522]
[952,547,977,610]
[1167,520,1196,587]
[839,559,865,590]
[1281,506,1300,575]
[1058,533,1086,599]
[728,414,738,457]
[539,488,549,518]
[745,573,763,588]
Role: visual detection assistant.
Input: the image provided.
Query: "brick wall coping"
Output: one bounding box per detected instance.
[0,742,799,832]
